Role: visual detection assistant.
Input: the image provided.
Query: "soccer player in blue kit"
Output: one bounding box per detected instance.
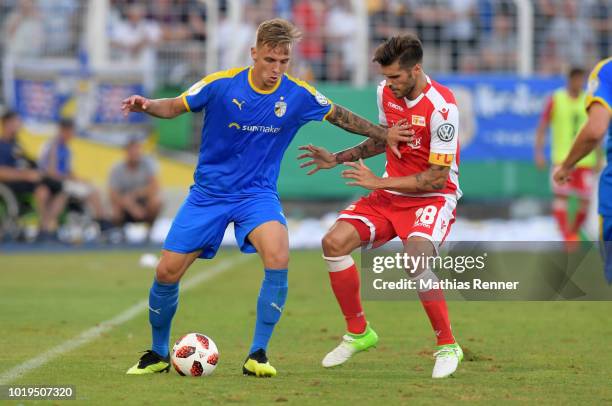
[554,57,612,282]
[123,19,412,377]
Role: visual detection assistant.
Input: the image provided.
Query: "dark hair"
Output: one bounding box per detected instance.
[568,67,586,79]
[373,34,423,69]
[1,110,18,123]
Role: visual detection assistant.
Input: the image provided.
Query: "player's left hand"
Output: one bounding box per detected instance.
[342,159,381,190]
[553,165,572,185]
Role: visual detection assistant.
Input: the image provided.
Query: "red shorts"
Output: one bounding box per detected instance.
[551,167,594,198]
[337,190,457,249]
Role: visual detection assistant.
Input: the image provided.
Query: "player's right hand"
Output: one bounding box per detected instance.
[387,119,414,159]
[121,95,151,116]
[297,144,337,175]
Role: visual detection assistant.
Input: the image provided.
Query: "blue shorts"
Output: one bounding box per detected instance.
[163,187,287,259]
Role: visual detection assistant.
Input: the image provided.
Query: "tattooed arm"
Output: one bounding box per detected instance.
[326,104,387,140]
[297,138,387,175]
[326,104,412,158]
[342,160,451,193]
[333,138,387,163]
[378,164,451,193]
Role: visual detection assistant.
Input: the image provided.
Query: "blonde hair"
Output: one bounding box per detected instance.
[256,19,302,49]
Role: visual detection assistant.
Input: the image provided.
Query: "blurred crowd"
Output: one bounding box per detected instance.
[1,0,610,88]
[0,110,162,243]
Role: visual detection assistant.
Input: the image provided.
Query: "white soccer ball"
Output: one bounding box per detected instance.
[171,333,219,376]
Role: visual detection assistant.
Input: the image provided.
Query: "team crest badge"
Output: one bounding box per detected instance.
[315,91,330,106]
[274,97,287,117]
[412,115,426,126]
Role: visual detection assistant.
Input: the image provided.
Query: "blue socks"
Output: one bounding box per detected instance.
[148,269,287,357]
[249,268,288,354]
[149,279,179,358]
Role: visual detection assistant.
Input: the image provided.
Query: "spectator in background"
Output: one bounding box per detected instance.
[0,111,60,239]
[441,0,478,72]
[3,0,44,59]
[110,3,161,61]
[293,0,326,79]
[109,140,162,230]
[370,0,411,44]
[409,0,478,72]
[409,0,449,50]
[324,0,358,81]
[540,0,596,74]
[590,0,611,60]
[216,4,258,69]
[38,0,79,57]
[480,9,517,72]
[168,42,206,88]
[149,0,206,42]
[38,119,113,233]
[109,3,161,93]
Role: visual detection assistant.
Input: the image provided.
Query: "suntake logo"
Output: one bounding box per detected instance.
[228,122,281,133]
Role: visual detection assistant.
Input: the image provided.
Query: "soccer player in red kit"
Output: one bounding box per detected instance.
[299,34,462,378]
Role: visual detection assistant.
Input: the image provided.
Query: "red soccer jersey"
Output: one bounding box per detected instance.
[376,76,461,199]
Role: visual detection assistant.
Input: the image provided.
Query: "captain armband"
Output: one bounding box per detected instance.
[428,152,454,166]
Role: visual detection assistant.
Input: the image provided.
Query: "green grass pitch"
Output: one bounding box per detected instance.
[1,249,611,404]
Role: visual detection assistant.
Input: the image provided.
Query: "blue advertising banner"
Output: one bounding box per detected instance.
[8,60,149,145]
[14,78,63,123]
[437,75,564,161]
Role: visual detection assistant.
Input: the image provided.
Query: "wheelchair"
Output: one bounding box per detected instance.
[0,183,21,241]
[0,181,99,243]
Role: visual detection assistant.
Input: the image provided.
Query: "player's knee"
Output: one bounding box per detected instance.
[155,262,181,284]
[263,249,289,269]
[322,231,349,257]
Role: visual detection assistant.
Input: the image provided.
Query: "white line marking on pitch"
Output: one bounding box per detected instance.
[0,255,251,385]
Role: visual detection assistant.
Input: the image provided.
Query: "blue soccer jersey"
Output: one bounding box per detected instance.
[587,57,612,216]
[181,66,333,196]
[164,67,333,258]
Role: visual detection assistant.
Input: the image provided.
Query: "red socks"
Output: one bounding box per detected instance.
[324,256,367,334]
[324,256,455,344]
[418,289,455,345]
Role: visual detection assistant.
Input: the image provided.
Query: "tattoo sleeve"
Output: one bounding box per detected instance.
[381,164,450,193]
[414,165,449,191]
[334,138,387,163]
[327,104,387,142]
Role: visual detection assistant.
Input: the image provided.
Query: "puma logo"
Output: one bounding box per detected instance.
[270,302,283,313]
[149,306,161,315]
[232,98,245,110]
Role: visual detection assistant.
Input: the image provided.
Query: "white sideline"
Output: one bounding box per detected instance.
[0,255,251,385]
